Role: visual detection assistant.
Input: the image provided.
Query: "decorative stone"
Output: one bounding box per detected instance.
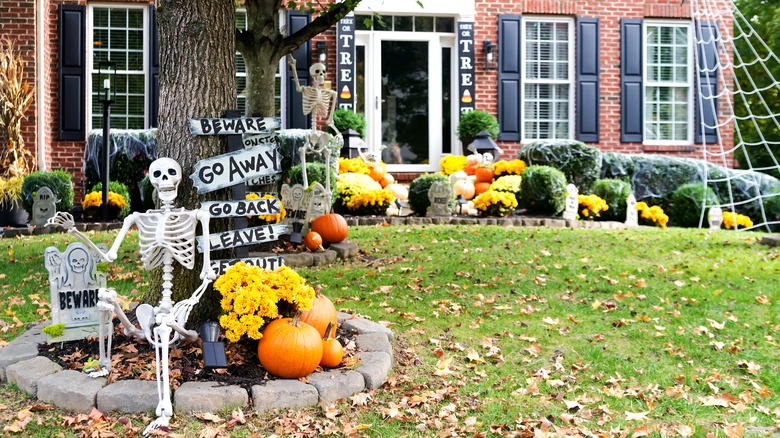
[37,370,106,413]
[251,380,319,412]
[544,219,567,228]
[6,356,62,396]
[173,382,248,414]
[311,249,338,266]
[0,325,46,381]
[355,332,393,357]
[760,234,780,247]
[31,186,56,227]
[330,241,358,258]
[97,380,159,414]
[355,351,392,390]
[281,251,314,267]
[625,194,638,227]
[522,217,543,227]
[562,184,579,221]
[427,181,453,217]
[307,370,365,403]
[339,314,394,342]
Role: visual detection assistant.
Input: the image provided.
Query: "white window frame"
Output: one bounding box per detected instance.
[642,19,694,146]
[520,16,575,143]
[86,3,149,131]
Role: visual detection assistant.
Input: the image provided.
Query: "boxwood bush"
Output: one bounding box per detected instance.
[670,183,720,228]
[518,140,601,193]
[456,110,499,147]
[519,165,567,215]
[591,179,632,222]
[629,155,702,210]
[409,173,451,215]
[21,170,74,215]
[600,151,635,183]
[763,191,780,232]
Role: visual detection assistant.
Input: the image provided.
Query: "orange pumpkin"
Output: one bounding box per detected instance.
[299,292,338,337]
[369,165,386,182]
[379,173,395,188]
[320,322,344,368]
[474,181,491,196]
[310,213,349,244]
[257,314,323,378]
[453,179,476,200]
[466,154,482,166]
[475,167,494,183]
[303,231,323,251]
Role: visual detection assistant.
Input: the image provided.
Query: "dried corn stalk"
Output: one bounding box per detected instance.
[0,37,35,178]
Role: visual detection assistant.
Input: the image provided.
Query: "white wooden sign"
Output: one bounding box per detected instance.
[189,117,280,135]
[243,133,279,148]
[190,144,281,194]
[196,223,288,252]
[201,198,281,218]
[625,194,638,227]
[210,256,285,276]
[281,183,308,223]
[562,184,579,221]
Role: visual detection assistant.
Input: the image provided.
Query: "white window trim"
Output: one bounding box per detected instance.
[642,19,694,146]
[520,16,575,144]
[86,3,149,132]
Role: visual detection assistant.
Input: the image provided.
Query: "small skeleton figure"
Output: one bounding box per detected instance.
[288,55,339,134]
[47,157,215,435]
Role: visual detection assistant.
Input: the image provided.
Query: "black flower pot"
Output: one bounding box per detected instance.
[0,203,29,227]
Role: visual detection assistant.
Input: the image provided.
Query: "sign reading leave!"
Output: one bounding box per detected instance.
[196,223,288,252]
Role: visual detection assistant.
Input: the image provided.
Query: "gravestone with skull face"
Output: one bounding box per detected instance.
[281,183,308,224]
[304,182,328,225]
[562,184,579,221]
[427,181,454,217]
[32,186,57,227]
[44,242,107,342]
[708,206,723,230]
[625,194,638,227]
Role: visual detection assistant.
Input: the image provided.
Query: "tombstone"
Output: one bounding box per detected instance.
[562,184,579,221]
[708,206,723,230]
[281,183,308,224]
[31,186,57,227]
[427,181,453,217]
[44,242,107,342]
[625,194,638,227]
[304,182,328,226]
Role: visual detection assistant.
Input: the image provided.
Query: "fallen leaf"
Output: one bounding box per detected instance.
[196,412,225,423]
[755,295,770,305]
[625,411,649,421]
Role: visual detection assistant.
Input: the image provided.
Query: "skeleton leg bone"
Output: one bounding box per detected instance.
[87,293,115,378]
[144,317,173,436]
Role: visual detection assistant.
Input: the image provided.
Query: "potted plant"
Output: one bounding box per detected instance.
[456,110,499,150]
[0,176,26,226]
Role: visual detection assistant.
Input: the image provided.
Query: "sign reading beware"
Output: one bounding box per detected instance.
[196,223,288,252]
[190,145,281,194]
[189,117,280,135]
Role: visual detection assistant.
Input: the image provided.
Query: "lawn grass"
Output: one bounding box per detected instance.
[0,225,778,436]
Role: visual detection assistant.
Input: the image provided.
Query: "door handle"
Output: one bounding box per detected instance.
[375,96,385,110]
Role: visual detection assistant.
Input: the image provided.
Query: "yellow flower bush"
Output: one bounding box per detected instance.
[335,172,394,215]
[473,190,518,217]
[245,192,286,224]
[494,159,527,177]
[346,189,395,213]
[215,263,316,342]
[490,175,522,202]
[636,201,669,228]
[577,194,608,220]
[82,191,127,210]
[439,155,467,176]
[722,211,753,229]
[338,157,373,175]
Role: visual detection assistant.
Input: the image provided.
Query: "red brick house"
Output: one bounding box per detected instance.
[2,0,733,199]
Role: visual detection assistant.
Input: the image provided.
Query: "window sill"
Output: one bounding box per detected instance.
[643,144,696,153]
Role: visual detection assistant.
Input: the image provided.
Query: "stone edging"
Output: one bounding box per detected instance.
[0,312,394,415]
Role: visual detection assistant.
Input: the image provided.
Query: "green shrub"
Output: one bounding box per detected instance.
[763,190,780,232]
[591,179,632,222]
[331,108,367,138]
[670,183,719,228]
[408,173,451,215]
[519,165,567,215]
[629,155,702,210]
[283,162,338,202]
[600,152,635,182]
[138,174,157,210]
[518,140,601,193]
[90,181,132,219]
[21,170,74,215]
[457,110,499,147]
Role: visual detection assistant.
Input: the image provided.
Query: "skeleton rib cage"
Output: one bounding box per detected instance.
[136,209,198,271]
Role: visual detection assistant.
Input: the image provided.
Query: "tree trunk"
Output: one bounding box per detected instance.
[244,47,280,117]
[143,0,236,326]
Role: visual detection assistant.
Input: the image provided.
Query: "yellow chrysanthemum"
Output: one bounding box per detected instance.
[439,155,468,176]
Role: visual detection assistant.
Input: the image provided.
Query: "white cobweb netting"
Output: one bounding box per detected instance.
[691,0,780,231]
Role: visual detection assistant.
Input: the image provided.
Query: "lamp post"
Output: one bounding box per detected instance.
[467,130,502,162]
[97,61,116,221]
[341,128,367,158]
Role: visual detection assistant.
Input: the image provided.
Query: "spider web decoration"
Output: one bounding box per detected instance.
[691,0,780,231]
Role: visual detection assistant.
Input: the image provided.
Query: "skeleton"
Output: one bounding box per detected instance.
[288,55,339,134]
[47,157,215,435]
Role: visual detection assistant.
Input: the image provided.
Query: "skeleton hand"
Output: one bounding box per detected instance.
[200,266,216,281]
[47,212,75,230]
[287,54,297,68]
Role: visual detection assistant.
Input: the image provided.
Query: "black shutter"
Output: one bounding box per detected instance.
[620,19,643,142]
[497,14,522,142]
[58,4,86,140]
[576,17,600,143]
[149,6,159,128]
[695,21,719,144]
[286,11,311,129]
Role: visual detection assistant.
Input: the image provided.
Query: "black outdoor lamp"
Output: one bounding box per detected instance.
[394,199,408,215]
[200,321,228,369]
[483,40,496,70]
[456,194,469,215]
[341,128,367,158]
[289,221,304,245]
[316,41,328,64]
[97,60,116,221]
[467,130,502,162]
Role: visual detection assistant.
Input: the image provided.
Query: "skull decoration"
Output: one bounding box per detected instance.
[149,158,182,206]
[68,247,89,274]
[309,63,326,86]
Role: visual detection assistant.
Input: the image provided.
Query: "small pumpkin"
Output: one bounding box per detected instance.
[257,313,323,379]
[465,153,483,166]
[310,213,349,245]
[474,181,491,196]
[303,231,323,251]
[369,165,386,182]
[379,172,395,188]
[320,322,344,368]
[475,166,494,183]
[385,183,409,201]
[299,292,338,337]
[453,179,476,200]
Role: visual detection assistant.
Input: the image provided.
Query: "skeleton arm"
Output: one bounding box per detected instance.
[47,212,138,262]
[196,209,216,281]
[326,89,338,130]
[287,55,303,92]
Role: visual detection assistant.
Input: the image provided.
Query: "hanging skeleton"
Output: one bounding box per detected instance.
[47,157,215,435]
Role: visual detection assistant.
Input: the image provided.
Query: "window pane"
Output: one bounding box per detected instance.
[128,9,143,28]
[416,16,433,32]
[394,16,412,31]
[435,17,454,33]
[110,9,127,28]
[355,15,372,31]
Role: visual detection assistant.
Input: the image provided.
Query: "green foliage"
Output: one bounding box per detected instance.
[600,151,635,183]
[670,183,720,228]
[456,110,499,146]
[629,155,702,210]
[0,176,23,208]
[90,181,132,219]
[331,108,366,138]
[519,140,602,193]
[408,173,450,215]
[138,174,156,211]
[42,324,65,338]
[592,179,632,222]
[519,165,567,215]
[21,170,74,215]
[284,162,338,201]
[763,190,780,232]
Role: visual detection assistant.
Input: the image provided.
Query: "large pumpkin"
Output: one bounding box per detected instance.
[299,292,338,337]
[453,179,476,200]
[257,314,323,378]
[310,213,349,244]
[475,167,495,183]
[474,181,491,196]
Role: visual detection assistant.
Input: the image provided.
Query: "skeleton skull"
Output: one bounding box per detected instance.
[309,63,326,86]
[149,158,182,205]
[68,247,88,273]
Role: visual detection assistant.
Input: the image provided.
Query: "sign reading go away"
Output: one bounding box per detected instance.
[190,145,280,194]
